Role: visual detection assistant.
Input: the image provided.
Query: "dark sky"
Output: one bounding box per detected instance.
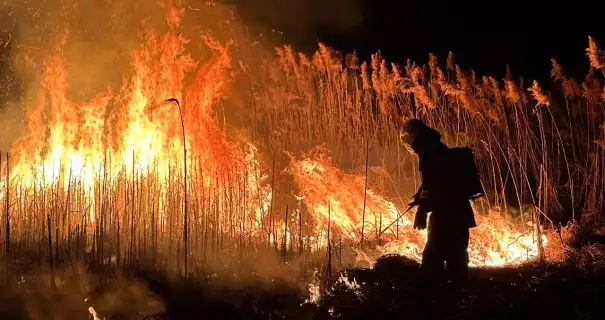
[229,0,604,83]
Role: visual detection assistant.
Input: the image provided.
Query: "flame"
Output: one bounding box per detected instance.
[289,151,548,267]
[7,15,238,189]
[88,306,103,320]
[0,6,552,271]
[303,269,322,305]
[289,151,408,241]
[0,10,269,240]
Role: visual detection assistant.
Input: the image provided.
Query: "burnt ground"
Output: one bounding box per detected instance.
[316,252,605,320]
[1,247,605,319]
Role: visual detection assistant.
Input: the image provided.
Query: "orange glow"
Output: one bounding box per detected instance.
[0,6,552,270]
[289,151,548,267]
[1,13,257,228]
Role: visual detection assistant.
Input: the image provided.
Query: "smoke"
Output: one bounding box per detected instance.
[0,263,164,319]
[0,0,356,150]
[1,0,171,98]
[0,0,162,150]
[0,0,265,151]
[222,0,364,48]
[0,0,285,99]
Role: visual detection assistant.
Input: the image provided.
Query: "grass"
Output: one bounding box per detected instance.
[0,257,315,319]
[1,245,605,319]
[1,14,603,275]
[0,5,604,318]
[251,39,605,229]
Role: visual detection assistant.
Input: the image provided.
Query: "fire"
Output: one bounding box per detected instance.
[0,9,270,245]
[289,150,548,267]
[88,306,103,320]
[289,151,407,241]
[0,4,554,273]
[5,14,240,194]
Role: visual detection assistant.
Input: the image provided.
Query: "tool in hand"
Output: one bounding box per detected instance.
[377,201,417,237]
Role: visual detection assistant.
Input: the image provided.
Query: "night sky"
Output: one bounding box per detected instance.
[229,0,604,83]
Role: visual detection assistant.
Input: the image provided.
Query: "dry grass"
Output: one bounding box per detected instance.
[250,37,605,230]
[0,29,603,285]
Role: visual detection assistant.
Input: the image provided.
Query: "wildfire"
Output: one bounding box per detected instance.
[8,29,231,191]
[0,8,271,251]
[289,151,548,267]
[289,151,409,241]
[0,5,553,273]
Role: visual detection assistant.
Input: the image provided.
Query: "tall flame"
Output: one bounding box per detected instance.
[7,24,236,194]
[0,11,269,244]
[0,6,551,269]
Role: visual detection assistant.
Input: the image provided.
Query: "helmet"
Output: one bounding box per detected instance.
[402,118,430,142]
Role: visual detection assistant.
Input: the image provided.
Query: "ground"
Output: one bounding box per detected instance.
[1,246,605,319]
[316,252,605,319]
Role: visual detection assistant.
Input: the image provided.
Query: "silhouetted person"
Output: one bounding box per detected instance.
[403,119,476,285]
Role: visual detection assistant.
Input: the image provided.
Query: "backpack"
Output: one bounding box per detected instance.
[448,147,485,201]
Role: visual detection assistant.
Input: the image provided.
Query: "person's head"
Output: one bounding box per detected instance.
[402,118,429,143]
[403,119,427,138]
[401,118,442,150]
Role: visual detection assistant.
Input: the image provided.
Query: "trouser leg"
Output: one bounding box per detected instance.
[445,228,470,283]
[421,224,446,283]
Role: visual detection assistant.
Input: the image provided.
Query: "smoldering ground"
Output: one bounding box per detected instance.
[0,243,337,319]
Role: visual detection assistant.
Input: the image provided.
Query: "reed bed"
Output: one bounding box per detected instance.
[250,39,605,228]
[0,152,350,286]
[0,33,603,286]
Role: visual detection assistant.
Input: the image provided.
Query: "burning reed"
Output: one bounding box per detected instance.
[0,4,602,289]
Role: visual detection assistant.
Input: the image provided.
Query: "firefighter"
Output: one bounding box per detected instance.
[403,119,476,284]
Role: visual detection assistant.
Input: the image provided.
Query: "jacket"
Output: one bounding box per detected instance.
[411,127,476,229]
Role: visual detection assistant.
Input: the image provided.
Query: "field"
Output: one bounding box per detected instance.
[0,1,604,319]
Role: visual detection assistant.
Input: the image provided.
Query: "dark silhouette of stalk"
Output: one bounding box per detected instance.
[130,150,135,264]
[166,97,188,276]
[282,205,288,260]
[361,137,369,249]
[325,202,332,285]
[2,153,8,281]
[47,214,55,289]
[298,206,303,254]
[268,153,276,247]
[4,153,9,278]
